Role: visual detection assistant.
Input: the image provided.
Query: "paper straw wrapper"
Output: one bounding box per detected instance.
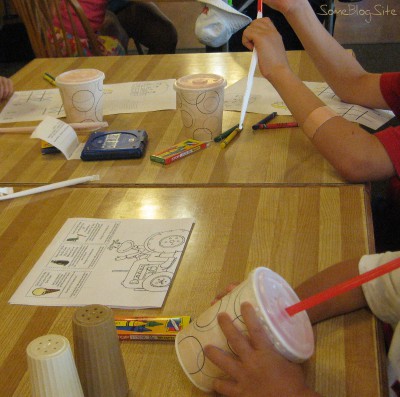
[0,175,100,201]
[0,121,108,134]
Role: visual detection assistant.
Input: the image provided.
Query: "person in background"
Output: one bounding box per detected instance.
[0,76,13,101]
[231,0,328,51]
[206,0,328,52]
[105,0,178,54]
[205,252,400,396]
[54,0,125,56]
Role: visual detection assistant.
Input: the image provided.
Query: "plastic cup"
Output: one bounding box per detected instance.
[55,69,105,123]
[72,304,130,397]
[175,267,314,392]
[26,334,84,397]
[174,73,227,141]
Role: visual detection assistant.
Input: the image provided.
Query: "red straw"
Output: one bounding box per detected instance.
[257,0,262,13]
[286,256,400,317]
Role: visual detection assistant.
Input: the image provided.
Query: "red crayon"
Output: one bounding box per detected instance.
[256,122,299,129]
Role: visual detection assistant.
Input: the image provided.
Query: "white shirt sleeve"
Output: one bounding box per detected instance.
[359,251,400,326]
[359,251,400,387]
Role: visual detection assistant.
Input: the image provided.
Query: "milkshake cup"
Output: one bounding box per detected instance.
[55,69,105,123]
[174,73,227,141]
[175,267,314,392]
[26,334,84,397]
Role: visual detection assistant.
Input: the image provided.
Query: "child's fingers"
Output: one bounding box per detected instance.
[213,377,241,397]
[217,312,253,358]
[6,79,13,96]
[241,302,272,351]
[0,78,13,100]
[204,344,241,380]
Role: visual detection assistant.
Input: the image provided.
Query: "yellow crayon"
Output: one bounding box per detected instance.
[220,127,241,149]
[43,73,56,86]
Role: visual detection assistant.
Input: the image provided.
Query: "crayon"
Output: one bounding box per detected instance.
[256,122,299,129]
[214,124,239,142]
[252,112,277,130]
[43,72,56,86]
[220,127,242,149]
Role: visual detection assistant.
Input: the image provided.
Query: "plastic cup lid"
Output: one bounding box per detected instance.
[56,69,105,85]
[253,267,314,360]
[174,74,226,91]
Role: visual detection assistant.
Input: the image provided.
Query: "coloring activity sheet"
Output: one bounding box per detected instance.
[9,218,195,309]
[224,77,394,130]
[104,80,175,114]
[0,79,176,123]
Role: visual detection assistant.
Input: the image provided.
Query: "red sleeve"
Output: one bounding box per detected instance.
[376,126,400,177]
[380,73,400,118]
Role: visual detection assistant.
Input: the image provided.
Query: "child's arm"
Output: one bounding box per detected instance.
[297,252,400,325]
[242,19,395,182]
[295,258,368,324]
[261,0,387,110]
[0,77,13,101]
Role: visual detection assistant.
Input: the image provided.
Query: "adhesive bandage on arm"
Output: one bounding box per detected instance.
[302,106,339,139]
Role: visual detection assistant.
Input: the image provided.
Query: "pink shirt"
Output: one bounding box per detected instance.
[55,0,107,38]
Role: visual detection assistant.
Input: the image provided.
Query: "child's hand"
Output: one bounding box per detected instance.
[242,18,291,81]
[0,77,13,101]
[204,302,320,397]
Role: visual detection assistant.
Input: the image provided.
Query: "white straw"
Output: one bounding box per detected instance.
[0,187,14,196]
[0,121,108,134]
[0,175,100,201]
[239,50,258,130]
[239,10,263,130]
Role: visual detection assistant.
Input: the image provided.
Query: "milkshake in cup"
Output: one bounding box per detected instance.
[174,74,227,141]
[175,267,314,392]
[55,69,105,123]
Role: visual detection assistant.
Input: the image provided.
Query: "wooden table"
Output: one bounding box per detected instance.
[0,185,385,396]
[0,52,346,186]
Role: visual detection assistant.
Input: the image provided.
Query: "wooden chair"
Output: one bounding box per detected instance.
[11,0,105,57]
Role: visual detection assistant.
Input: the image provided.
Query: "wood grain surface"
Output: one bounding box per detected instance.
[0,185,385,397]
[0,52,347,186]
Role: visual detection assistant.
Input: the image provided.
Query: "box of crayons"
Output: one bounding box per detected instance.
[41,140,60,154]
[115,315,191,341]
[150,139,209,165]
